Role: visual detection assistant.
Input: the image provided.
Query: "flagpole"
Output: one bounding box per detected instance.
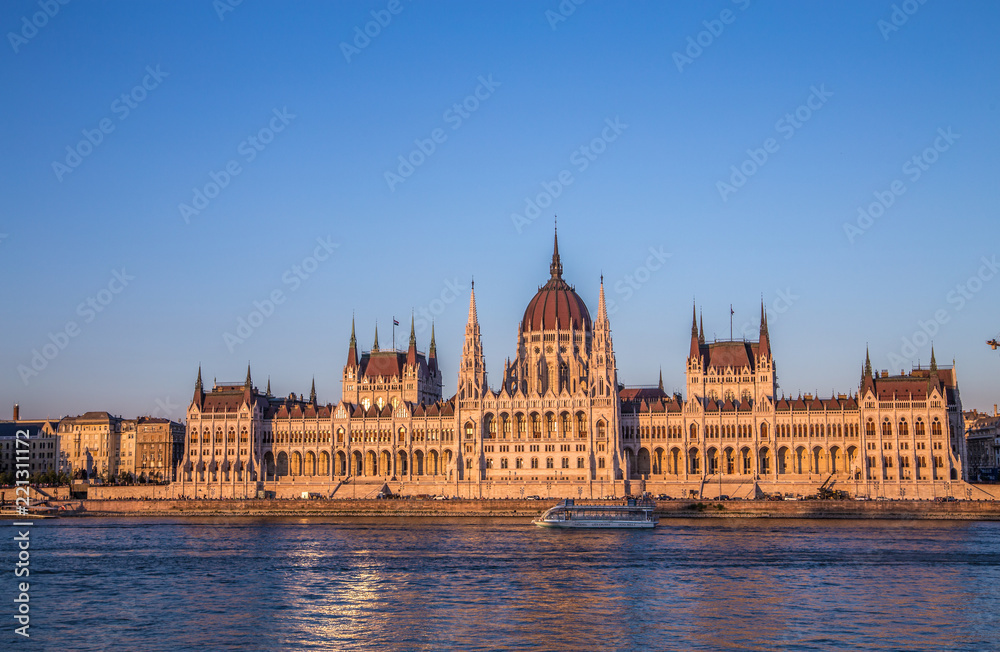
[730,304,733,340]
[392,316,396,351]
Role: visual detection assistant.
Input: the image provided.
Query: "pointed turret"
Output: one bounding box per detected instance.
[930,346,938,372]
[243,363,253,403]
[468,279,478,323]
[346,316,358,368]
[457,283,487,399]
[861,346,875,394]
[690,302,701,358]
[699,311,705,344]
[596,275,609,330]
[372,323,380,352]
[407,313,418,366]
[193,365,204,406]
[549,222,563,279]
[309,378,317,405]
[759,300,771,357]
[658,368,664,393]
[428,322,438,375]
[266,376,271,396]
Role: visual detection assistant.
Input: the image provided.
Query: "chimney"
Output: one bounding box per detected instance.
[13,403,19,421]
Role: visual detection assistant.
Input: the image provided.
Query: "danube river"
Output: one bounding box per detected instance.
[15,517,1000,651]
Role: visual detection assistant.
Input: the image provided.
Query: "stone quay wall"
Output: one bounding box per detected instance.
[54,496,1000,520]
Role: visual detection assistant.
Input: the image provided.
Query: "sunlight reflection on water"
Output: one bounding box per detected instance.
[24,517,1000,651]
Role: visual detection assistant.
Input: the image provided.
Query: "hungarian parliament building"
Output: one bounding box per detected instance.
[180,232,969,500]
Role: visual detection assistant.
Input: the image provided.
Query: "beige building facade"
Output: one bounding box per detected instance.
[178,233,972,500]
[61,411,123,479]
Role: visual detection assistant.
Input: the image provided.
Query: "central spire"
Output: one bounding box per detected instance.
[549,219,562,279]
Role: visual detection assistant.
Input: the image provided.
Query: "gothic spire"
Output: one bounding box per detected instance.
[549,220,563,279]
[690,302,700,358]
[372,322,380,352]
[266,376,271,396]
[596,275,609,328]
[347,315,359,368]
[458,283,487,399]
[193,365,204,404]
[658,368,664,393]
[428,321,438,375]
[759,299,771,356]
[245,363,252,389]
[309,377,317,404]
[407,313,418,366]
[930,345,938,372]
[699,311,705,344]
[468,280,478,323]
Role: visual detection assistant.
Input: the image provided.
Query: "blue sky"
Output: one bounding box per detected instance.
[2,0,998,421]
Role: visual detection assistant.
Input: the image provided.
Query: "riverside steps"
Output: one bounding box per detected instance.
[51,497,1000,519]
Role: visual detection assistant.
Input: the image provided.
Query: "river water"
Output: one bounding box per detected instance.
[10,517,1000,651]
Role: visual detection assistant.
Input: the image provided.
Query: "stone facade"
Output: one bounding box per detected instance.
[135,417,185,481]
[178,232,969,500]
[0,421,61,477]
[60,412,123,478]
[965,408,1000,482]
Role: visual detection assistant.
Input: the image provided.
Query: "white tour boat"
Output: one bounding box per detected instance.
[533,497,658,529]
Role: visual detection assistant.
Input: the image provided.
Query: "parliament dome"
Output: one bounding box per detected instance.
[521,231,592,333]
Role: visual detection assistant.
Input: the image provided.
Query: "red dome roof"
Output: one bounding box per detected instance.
[522,278,591,333]
[521,229,591,333]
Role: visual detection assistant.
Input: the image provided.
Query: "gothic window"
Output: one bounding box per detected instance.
[531,457,539,469]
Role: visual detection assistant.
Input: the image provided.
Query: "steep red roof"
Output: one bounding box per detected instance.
[703,341,754,371]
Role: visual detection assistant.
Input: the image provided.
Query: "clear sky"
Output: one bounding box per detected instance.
[2,0,998,421]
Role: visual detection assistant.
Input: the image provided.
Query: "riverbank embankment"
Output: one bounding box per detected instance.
[40,498,1000,520]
